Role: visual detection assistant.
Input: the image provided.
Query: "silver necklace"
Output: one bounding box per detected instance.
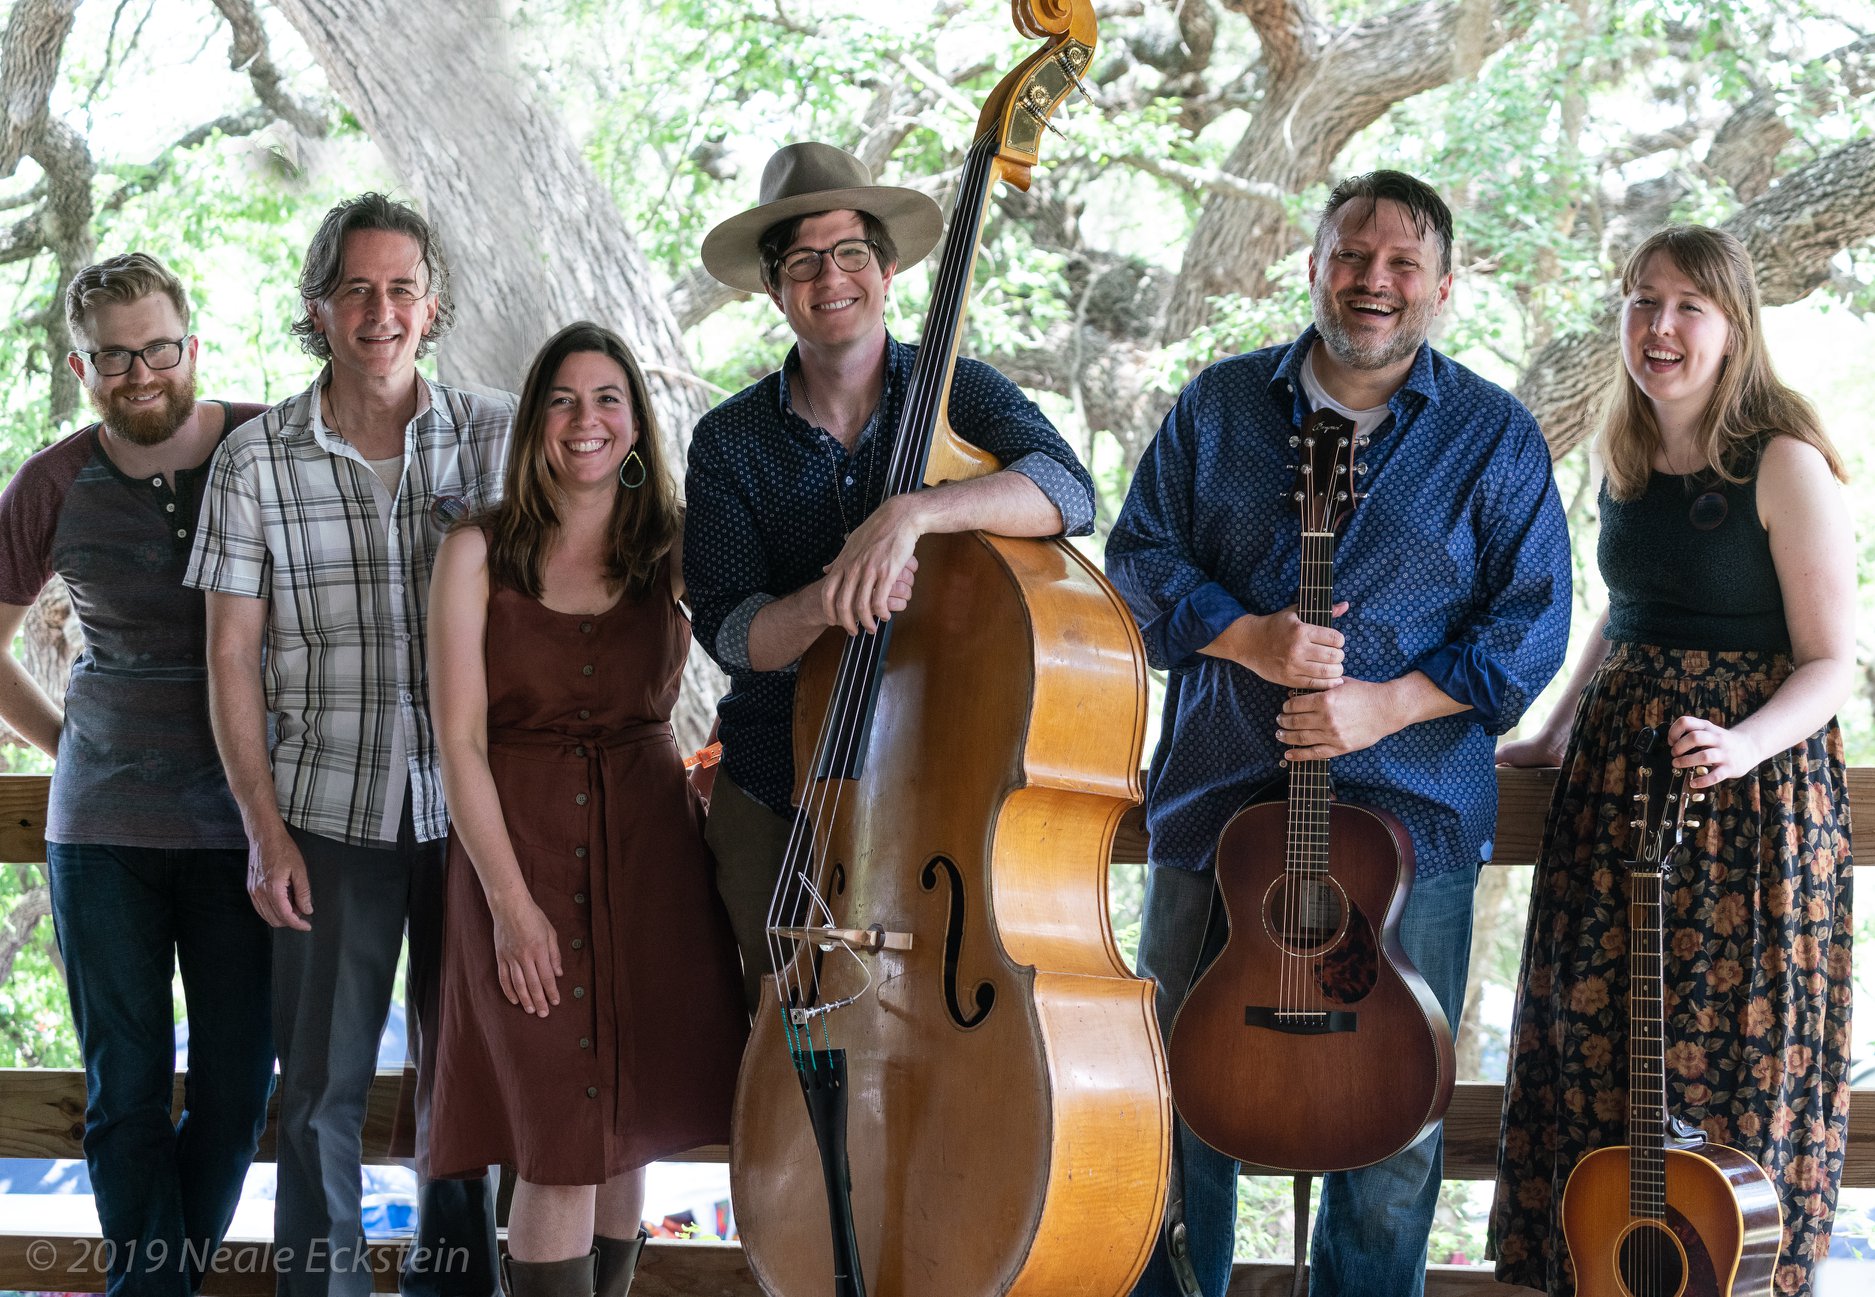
[795,367,883,538]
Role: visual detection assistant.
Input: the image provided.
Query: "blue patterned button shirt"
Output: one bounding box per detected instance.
[685,333,1096,816]
[1107,327,1571,878]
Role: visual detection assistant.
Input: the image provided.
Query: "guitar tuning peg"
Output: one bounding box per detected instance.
[1684,818,1701,830]
[1356,463,1368,475]
[1631,793,1646,803]
[1629,818,1645,828]
[1289,436,1300,448]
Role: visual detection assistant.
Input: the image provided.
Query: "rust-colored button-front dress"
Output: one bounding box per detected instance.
[430,575,748,1185]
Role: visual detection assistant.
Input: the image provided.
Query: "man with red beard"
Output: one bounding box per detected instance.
[0,252,275,1297]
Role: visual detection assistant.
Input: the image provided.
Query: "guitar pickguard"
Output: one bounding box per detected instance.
[1315,901,1379,1005]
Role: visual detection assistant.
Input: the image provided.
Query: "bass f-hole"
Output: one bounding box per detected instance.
[920,855,996,1030]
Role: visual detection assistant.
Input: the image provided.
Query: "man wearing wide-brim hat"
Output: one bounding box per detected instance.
[684,141,1098,1009]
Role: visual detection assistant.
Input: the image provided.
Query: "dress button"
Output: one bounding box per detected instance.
[572,986,585,999]
[574,892,586,904]
[571,938,584,951]
[581,664,594,677]
[586,1086,598,1099]
[175,528,188,539]
[578,709,591,720]
[574,846,587,859]
[165,502,176,513]
[579,1037,590,1049]
[575,792,588,806]
[580,622,593,634]
[574,745,587,757]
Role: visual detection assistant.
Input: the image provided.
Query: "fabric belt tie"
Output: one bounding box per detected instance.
[487,720,673,1142]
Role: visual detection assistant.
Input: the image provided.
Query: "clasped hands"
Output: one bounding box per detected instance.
[1208,602,1398,760]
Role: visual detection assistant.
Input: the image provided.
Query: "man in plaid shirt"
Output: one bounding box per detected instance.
[187,194,512,1297]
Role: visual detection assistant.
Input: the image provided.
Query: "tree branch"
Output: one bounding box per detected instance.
[0,883,51,988]
[1706,32,1875,200]
[1115,152,1288,211]
[211,0,329,138]
[1222,0,1315,82]
[0,0,80,176]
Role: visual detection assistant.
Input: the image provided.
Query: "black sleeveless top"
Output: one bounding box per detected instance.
[1598,452,1789,652]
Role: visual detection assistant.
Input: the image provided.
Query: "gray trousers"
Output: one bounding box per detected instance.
[702,771,796,1014]
[271,809,496,1297]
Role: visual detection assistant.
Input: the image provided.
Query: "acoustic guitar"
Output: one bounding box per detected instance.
[1165,409,1455,1172]
[1561,740,1781,1296]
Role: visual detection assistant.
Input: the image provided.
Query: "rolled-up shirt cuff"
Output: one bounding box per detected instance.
[716,592,777,674]
[1409,642,1507,729]
[1162,581,1248,671]
[1006,451,1094,537]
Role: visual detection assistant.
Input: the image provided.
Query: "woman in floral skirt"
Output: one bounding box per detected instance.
[1490,225,1854,1297]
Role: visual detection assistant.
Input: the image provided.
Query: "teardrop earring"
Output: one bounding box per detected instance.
[619,449,647,489]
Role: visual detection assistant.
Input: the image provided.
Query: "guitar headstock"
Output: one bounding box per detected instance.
[1292,409,1361,536]
[1627,731,1705,869]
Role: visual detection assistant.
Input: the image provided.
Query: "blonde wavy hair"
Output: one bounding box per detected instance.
[1598,225,1843,499]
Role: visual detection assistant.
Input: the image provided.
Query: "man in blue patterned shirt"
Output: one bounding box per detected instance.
[1107,172,1571,1297]
[685,143,1097,1009]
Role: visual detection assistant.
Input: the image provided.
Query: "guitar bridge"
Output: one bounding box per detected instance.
[1244,1006,1358,1035]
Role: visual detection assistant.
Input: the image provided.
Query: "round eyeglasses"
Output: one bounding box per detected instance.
[779,239,879,283]
[79,336,192,377]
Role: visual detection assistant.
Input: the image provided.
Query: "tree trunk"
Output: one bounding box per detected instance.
[1162,0,1516,339]
[268,0,725,747]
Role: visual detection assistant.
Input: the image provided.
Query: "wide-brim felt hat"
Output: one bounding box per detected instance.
[701,142,945,295]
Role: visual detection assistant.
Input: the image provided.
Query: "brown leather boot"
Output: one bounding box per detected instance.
[501,1250,597,1297]
[593,1231,648,1297]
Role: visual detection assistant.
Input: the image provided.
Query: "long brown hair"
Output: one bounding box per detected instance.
[1599,225,1843,499]
[478,321,679,598]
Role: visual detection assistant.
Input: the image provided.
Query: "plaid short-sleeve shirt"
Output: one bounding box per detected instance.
[185,371,514,845]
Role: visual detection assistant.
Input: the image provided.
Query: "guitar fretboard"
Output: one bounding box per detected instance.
[1285,527,1337,881]
[1628,863,1667,1220]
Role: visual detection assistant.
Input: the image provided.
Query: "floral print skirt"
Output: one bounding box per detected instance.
[1490,643,1853,1296]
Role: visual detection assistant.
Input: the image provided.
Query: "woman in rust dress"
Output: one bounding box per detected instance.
[427,322,746,1297]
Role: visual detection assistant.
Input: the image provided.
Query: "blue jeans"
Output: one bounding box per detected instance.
[48,843,275,1297]
[1132,860,1479,1297]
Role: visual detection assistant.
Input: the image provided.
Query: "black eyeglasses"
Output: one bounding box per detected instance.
[778,239,879,283]
[78,336,192,377]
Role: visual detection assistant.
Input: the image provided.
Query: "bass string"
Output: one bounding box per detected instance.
[766,133,1003,1042]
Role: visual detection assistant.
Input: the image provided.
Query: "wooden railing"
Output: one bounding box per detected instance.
[2,769,1870,1295]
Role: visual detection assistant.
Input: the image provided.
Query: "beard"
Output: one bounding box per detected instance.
[1310,276,1438,372]
[88,370,197,446]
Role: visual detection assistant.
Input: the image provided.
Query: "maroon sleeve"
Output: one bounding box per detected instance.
[223,401,272,431]
[0,428,94,606]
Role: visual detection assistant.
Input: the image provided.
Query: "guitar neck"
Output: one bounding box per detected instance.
[1628,862,1667,1219]
[1286,528,1337,875]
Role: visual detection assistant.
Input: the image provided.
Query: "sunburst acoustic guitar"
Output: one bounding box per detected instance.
[1561,736,1781,1296]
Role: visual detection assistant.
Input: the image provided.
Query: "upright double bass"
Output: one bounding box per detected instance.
[728,4,1172,1295]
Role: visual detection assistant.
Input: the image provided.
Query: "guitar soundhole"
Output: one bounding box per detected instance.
[1263,876,1347,957]
[1617,1221,1686,1297]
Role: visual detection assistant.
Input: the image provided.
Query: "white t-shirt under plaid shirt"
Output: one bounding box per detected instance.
[186,371,514,846]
